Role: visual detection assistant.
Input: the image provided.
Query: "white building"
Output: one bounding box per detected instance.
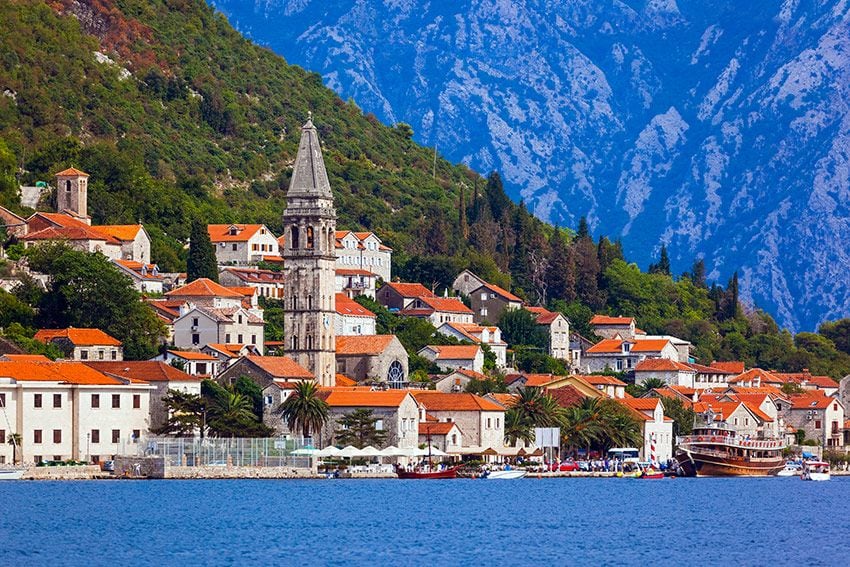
[418,345,484,373]
[335,230,392,282]
[219,267,285,300]
[172,305,264,351]
[114,260,164,294]
[149,350,220,377]
[525,307,570,360]
[436,322,507,369]
[634,358,698,388]
[399,296,475,326]
[34,328,123,362]
[583,337,680,373]
[335,269,378,299]
[412,392,506,454]
[335,293,377,336]
[616,398,674,463]
[0,361,152,465]
[207,224,280,266]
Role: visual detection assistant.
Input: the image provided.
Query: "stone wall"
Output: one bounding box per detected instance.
[24,465,104,480]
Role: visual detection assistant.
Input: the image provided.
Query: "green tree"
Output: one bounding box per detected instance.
[187,219,219,282]
[649,244,671,276]
[499,308,548,349]
[334,408,387,448]
[152,389,205,437]
[465,375,507,395]
[7,432,22,465]
[280,381,329,440]
[818,318,850,356]
[634,377,667,396]
[512,387,564,429]
[576,216,590,240]
[203,379,272,438]
[504,406,534,447]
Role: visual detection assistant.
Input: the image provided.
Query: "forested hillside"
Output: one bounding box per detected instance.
[1,0,849,377]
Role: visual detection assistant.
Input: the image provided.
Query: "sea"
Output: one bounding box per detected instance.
[1,477,848,566]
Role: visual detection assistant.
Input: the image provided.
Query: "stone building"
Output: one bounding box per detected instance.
[34,328,123,362]
[776,392,845,448]
[376,281,434,311]
[55,167,89,220]
[282,116,337,387]
[588,315,636,340]
[525,306,570,360]
[411,392,506,452]
[335,293,377,336]
[318,390,420,449]
[217,355,314,389]
[451,269,487,298]
[335,335,408,387]
[207,224,280,266]
[469,283,522,324]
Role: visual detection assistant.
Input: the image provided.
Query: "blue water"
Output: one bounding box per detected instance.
[1,477,848,565]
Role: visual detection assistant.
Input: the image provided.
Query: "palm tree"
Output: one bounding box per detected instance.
[561,398,606,455]
[513,387,564,428]
[7,433,22,465]
[504,407,535,447]
[636,378,667,395]
[280,381,329,441]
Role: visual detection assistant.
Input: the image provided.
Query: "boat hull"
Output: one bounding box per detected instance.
[676,451,784,477]
[395,466,459,479]
[802,472,830,481]
[485,470,527,480]
[0,469,25,480]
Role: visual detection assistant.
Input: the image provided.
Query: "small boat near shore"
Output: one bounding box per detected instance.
[395,465,460,479]
[0,468,26,480]
[777,461,802,477]
[483,469,527,480]
[801,461,830,481]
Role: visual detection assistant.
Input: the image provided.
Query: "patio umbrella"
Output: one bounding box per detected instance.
[359,446,383,457]
[424,446,447,457]
[395,446,424,457]
[316,446,341,457]
[481,447,499,456]
[379,445,400,456]
[337,445,365,458]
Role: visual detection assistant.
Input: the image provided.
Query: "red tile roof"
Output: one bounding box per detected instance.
[415,296,473,314]
[710,361,745,374]
[244,356,313,380]
[84,361,200,382]
[476,283,522,303]
[35,328,121,347]
[382,282,435,298]
[167,350,217,361]
[635,358,694,372]
[335,374,357,387]
[487,393,519,408]
[165,278,243,298]
[335,294,376,318]
[320,389,410,408]
[421,345,481,360]
[589,315,634,325]
[548,386,587,408]
[789,393,837,410]
[222,267,284,283]
[412,392,504,412]
[631,339,671,353]
[578,374,627,386]
[336,335,397,356]
[0,361,127,385]
[585,338,623,354]
[22,225,116,243]
[419,422,459,436]
[55,167,89,177]
[207,224,270,242]
[1,354,51,362]
[686,362,736,374]
[729,368,782,385]
[97,224,143,241]
[586,338,669,354]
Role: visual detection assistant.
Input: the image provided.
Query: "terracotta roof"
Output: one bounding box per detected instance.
[710,361,745,374]
[0,361,125,385]
[335,374,357,387]
[488,393,519,408]
[382,282,435,298]
[55,167,89,177]
[773,372,837,388]
[619,397,662,412]
[222,267,284,282]
[167,350,217,361]
[22,225,116,243]
[336,335,396,356]
[165,278,243,298]
[35,328,121,347]
[243,356,313,379]
[85,361,200,383]
[631,339,671,352]
[204,344,250,358]
[0,354,51,362]
[729,368,782,385]
[30,212,92,230]
[420,345,481,360]
[335,268,376,277]
[549,385,587,408]
[686,362,736,374]
[452,368,489,381]
[335,294,376,318]
[115,260,162,279]
[476,283,522,303]
[589,315,634,325]
[412,392,504,412]
[522,373,557,387]
[804,375,838,389]
[635,359,694,372]
[585,338,624,354]
[415,296,473,314]
[207,224,271,242]
[419,422,459,436]
[578,374,627,386]
[227,286,257,297]
[789,393,837,410]
[97,224,143,241]
[320,389,410,408]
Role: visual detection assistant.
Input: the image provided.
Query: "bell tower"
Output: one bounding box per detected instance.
[283,114,337,387]
[55,167,90,223]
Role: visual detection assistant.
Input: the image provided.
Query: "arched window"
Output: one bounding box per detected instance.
[387,360,404,388]
[306,226,314,249]
[307,294,313,310]
[290,226,300,249]
[306,335,313,349]
[291,295,298,310]
[65,180,72,193]
[290,336,298,350]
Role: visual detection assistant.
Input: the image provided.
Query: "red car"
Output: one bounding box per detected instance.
[548,461,579,472]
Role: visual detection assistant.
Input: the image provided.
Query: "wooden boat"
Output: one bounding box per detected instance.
[801,461,830,481]
[483,469,527,480]
[395,465,460,479]
[675,422,785,477]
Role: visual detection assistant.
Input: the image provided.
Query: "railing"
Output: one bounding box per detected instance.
[678,434,784,450]
[137,437,313,468]
[682,446,782,462]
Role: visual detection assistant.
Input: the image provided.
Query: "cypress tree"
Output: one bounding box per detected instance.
[691,259,706,288]
[649,244,671,276]
[576,216,590,240]
[727,271,740,319]
[187,219,219,282]
[548,229,575,301]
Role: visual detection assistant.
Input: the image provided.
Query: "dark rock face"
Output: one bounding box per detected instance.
[211,0,850,331]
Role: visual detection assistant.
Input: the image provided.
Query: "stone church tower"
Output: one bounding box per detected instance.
[55,167,90,223]
[283,115,337,387]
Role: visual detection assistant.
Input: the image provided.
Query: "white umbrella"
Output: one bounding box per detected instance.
[316,446,341,457]
[379,445,400,456]
[424,446,447,457]
[395,446,424,457]
[337,445,365,458]
[359,446,382,457]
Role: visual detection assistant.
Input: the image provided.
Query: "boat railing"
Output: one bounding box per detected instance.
[681,446,782,462]
[677,434,784,450]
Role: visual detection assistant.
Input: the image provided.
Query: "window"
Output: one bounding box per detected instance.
[53,455,61,461]
[290,226,299,249]
[238,314,243,324]
[0,430,5,444]
[65,180,72,192]
[91,430,100,443]
[132,430,140,442]
[111,351,117,360]
[387,361,405,387]
[53,394,62,408]
[192,317,199,326]
[451,434,457,445]
[487,418,492,429]
[496,418,500,428]
[98,350,105,360]
[616,359,623,371]
[815,420,822,429]
[112,394,120,409]
[0,393,4,408]
[733,418,738,425]
[133,395,141,409]
[291,336,298,350]
[237,334,243,344]
[231,243,237,251]
[192,333,200,345]
[34,430,42,444]
[91,394,100,408]
[80,350,88,360]
[53,430,62,444]
[34,394,42,408]
[375,419,384,431]
[251,335,256,345]
[306,226,314,249]
[225,334,231,343]
[112,430,120,443]
[197,363,207,375]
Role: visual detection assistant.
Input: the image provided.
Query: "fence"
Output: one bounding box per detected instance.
[139,437,312,469]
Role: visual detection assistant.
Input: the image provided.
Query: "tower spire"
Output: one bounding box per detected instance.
[288,113,332,200]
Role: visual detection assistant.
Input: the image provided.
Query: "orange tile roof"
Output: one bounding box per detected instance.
[222,267,284,282]
[590,315,634,325]
[382,282,435,298]
[85,361,199,383]
[412,392,505,412]
[686,361,736,374]
[789,393,836,410]
[729,368,782,385]
[22,225,116,243]
[578,374,627,386]
[411,296,473,314]
[635,358,694,372]
[739,401,775,422]
[452,368,489,381]
[619,397,662,412]
[477,283,522,303]
[320,389,410,408]
[631,339,671,352]
[422,345,482,360]
[711,361,745,374]
[96,224,143,241]
[227,287,257,298]
[522,373,557,387]
[335,374,357,387]
[419,422,459,435]
[0,361,124,385]
[115,260,163,279]
[335,294,376,318]
[205,344,252,358]
[165,278,243,298]
[207,224,269,242]
[34,328,121,347]
[488,393,519,408]
[55,167,89,177]
[30,212,92,230]
[549,386,587,408]
[244,356,313,380]
[335,268,376,277]
[585,338,624,354]
[336,335,396,356]
[804,375,838,389]
[1,354,51,362]
[167,350,217,361]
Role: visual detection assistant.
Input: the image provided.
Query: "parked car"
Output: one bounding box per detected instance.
[548,460,579,472]
[100,460,115,472]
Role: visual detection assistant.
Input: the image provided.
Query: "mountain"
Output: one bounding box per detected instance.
[209,0,850,332]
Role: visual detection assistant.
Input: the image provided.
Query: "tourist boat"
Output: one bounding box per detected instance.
[483,469,527,480]
[395,464,460,479]
[0,468,25,481]
[777,461,802,477]
[675,422,785,477]
[801,461,830,481]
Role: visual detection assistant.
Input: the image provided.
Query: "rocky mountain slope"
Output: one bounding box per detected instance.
[211,0,850,331]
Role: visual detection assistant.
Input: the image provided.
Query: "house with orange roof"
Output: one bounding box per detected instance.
[451,269,488,298]
[207,223,279,266]
[317,389,419,449]
[218,355,313,389]
[22,214,124,260]
[84,361,202,432]
[432,368,489,393]
[634,358,697,388]
[201,343,261,370]
[334,268,378,299]
[615,397,674,462]
[540,375,609,399]
[376,281,436,311]
[469,282,523,324]
[773,370,839,396]
[34,328,123,362]
[335,230,392,281]
[686,361,737,389]
[437,321,507,368]
[219,267,285,299]
[583,337,679,373]
[775,391,844,448]
[418,344,484,374]
[643,386,698,408]
[589,315,637,340]
[149,350,219,377]
[577,374,628,399]
[97,224,152,264]
[172,302,264,352]
[419,420,464,454]
[400,295,475,326]
[0,360,154,465]
[524,306,571,361]
[411,392,506,454]
[114,259,163,293]
[335,335,409,387]
[335,293,377,336]
[165,278,246,310]
[727,368,785,389]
